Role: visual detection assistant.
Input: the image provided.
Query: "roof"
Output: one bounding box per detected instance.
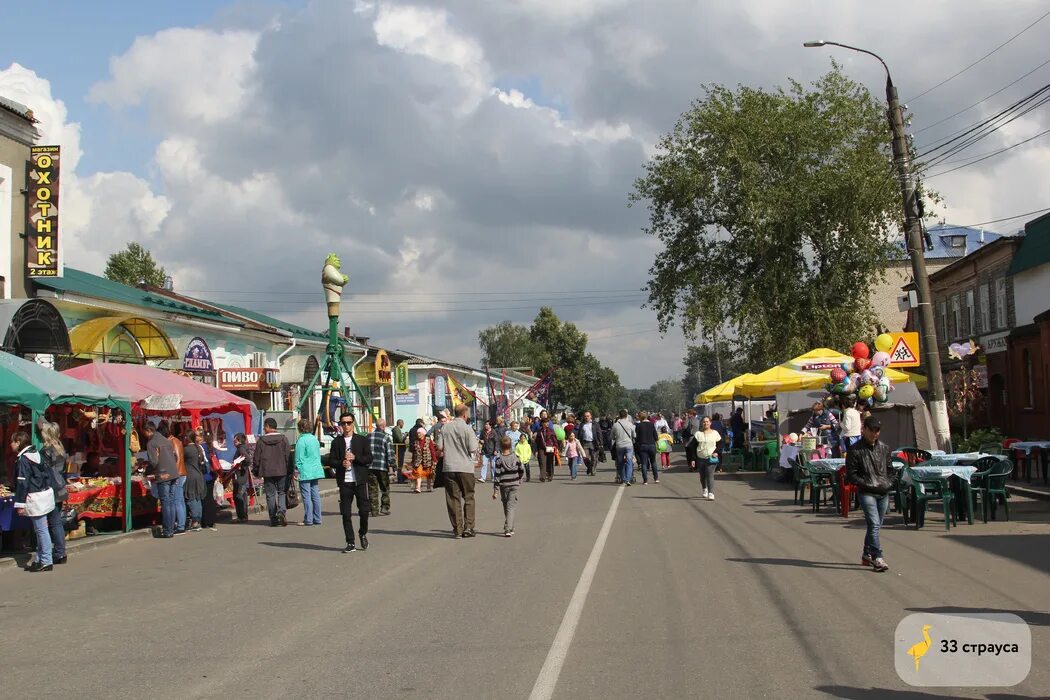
[926,235,1021,283]
[0,95,36,123]
[208,302,332,343]
[896,223,1007,261]
[0,350,130,414]
[36,268,233,325]
[1007,212,1050,276]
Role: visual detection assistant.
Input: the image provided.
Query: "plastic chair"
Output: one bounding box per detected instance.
[971,459,1013,522]
[906,466,956,531]
[977,442,1003,456]
[794,457,814,505]
[1002,438,1026,481]
[890,459,910,523]
[722,448,746,472]
[898,448,932,467]
[836,466,857,518]
[760,441,778,473]
[810,466,837,513]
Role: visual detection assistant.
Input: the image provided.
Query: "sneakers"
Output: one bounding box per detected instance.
[278,514,287,527]
[702,488,709,498]
[477,478,486,483]
[360,536,369,551]
[654,479,660,484]
[706,492,715,501]
[861,553,875,567]
[872,557,889,573]
[504,531,512,538]
[380,508,390,516]
[189,522,202,532]
[26,562,52,572]
[462,529,476,538]
[343,544,357,553]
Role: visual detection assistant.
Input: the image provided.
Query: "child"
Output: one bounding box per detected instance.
[564,431,584,480]
[515,432,533,483]
[657,429,674,469]
[492,436,525,536]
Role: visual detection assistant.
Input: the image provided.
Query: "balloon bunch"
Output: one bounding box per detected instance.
[825,334,896,408]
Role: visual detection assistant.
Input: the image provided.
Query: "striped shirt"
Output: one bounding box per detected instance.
[368,429,395,471]
[492,453,525,488]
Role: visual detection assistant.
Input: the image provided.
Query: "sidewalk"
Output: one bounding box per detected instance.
[1008,480,1050,502]
[0,485,342,571]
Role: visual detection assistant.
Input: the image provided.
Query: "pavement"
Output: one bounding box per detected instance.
[1,453,1047,699]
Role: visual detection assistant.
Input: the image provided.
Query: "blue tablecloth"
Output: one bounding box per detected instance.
[808,458,845,474]
[903,464,977,486]
[0,496,31,532]
[924,453,990,467]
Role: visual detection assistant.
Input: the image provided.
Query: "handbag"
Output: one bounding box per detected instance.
[286,474,300,509]
[25,487,56,517]
[433,458,446,489]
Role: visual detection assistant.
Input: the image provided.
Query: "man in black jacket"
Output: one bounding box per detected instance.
[328,412,373,553]
[845,416,893,573]
[253,417,291,527]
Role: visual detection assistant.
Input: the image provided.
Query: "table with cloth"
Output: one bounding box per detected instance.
[903,459,984,525]
[65,477,158,520]
[1008,441,1050,483]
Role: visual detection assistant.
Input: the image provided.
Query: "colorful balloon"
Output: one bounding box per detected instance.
[875,333,894,353]
[554,425,566,441]
[851,342,870,360]
[854,357,871,373]
[872,351,890,368]
[874,386,888,402]
[830,368,847,383]
[858,385,875,400]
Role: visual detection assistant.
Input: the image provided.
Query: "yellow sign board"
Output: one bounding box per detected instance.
[374,349,392,385]
[887,332,920,368]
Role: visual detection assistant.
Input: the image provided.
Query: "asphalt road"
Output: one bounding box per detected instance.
[1,452,1047,699]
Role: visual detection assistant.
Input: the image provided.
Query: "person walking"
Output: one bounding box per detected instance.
[491,436,525,537]
[635,411,659,485]
[294,419,324,526]
[657,427,674,471]
[231,433,251,521]
[392,419,408,484]
[329,412,373,552]
[182,432,208,532]
[195,430,218,530]
[12,431,57,572]
[407,426,437,492]
[612,409,636,486]
[38,421,68,565]
[564,431,584,480]
[846,416,893,573]
[577,411,602,476]
[144,423,180,538]
[253,417,292,527]
[479,421,497,483]
[694,416,721,500]
[598,415,613,458]
[368,418,395,516]
[436,403,479,538]
[534,412,559,483]
[672,414,683,444]
[514,432,533,482]
[684,409,700,471]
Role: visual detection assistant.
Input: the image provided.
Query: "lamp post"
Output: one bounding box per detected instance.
[804,40,950,450]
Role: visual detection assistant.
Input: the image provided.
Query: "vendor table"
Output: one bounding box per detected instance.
[66,477,158,520]
[0,495,30,531]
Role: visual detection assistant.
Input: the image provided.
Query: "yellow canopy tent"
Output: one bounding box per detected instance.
[739,347,926,397]
[695,373,757,404]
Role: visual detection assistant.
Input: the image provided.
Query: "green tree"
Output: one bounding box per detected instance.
[104,242,167,287]
[682,341,744,401]
[631,64,902,370]
[479,321,537,368]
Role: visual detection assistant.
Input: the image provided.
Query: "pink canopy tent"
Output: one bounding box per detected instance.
[63,363,253,433]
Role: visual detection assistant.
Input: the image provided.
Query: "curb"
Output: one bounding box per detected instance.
[1,486,346,571]
[1007,483,1050,503]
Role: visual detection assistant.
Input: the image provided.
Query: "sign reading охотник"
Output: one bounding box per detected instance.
[26,145,61,278]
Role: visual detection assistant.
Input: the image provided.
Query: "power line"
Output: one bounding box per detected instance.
[924,126,1050,177]
[227,297,650,315]
[923,90,1050,169]
[906,9,1050,102]
[929,207,1050,233]
[913,56,1050,135]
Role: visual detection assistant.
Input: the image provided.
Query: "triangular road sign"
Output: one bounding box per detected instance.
[888,334,919,367]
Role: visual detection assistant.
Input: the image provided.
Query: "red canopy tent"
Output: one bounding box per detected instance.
[62,363,253,433]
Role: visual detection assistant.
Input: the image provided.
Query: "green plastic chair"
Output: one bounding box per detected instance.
[890,459,910,522]
[971,458,1013,522]
[906,466,956,531]
[794,457,814,505]
[760,441,778,473]
[811,468,837,513]
[722,448,746,472]
[977,443,1003,456]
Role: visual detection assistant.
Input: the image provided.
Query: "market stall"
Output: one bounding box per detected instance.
[0,351,133,533]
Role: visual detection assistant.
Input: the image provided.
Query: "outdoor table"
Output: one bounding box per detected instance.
[805,459,853,516]
[807,458,844,474]
[1008,441,1050,483]
[903,463,978,525]
[923,453,986,467]
[65,477,158,521]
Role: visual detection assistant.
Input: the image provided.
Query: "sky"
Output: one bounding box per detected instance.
[2,0,1049,388]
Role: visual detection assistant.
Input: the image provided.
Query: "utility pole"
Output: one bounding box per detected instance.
[803,40,951,450]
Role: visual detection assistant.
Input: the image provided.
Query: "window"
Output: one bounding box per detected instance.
[950,295,961,339]
[978,284,990,334]
[965,289,975,337]
[994,278,1007,330]
[950,235,967,248]
[1023,349,1035,409]
[937,300,947,343]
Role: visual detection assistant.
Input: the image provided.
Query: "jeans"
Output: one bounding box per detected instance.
[300,478,322,525]
[700,457,717,493]
[173,475,187,531]
[481,455,495,481]
[187,498,203,524]
[368,469,390,514]
[263,475,288,522]
[156,479,176,536]
[617,446,634,483]
[638,444,658,482]
[500,485,519,532]
[47,505,66,559]
[31,514,53,566]
[860,493,890,558]
[567,454,581,478]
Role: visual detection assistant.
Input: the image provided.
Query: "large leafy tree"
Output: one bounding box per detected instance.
[632,65,901,370]
[479,321,538,368]
[104,242,167,288]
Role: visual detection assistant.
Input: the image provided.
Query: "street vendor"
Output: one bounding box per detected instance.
[805,402,839,442]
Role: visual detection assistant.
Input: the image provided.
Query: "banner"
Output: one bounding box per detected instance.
[433,375,447,408]
[26,145,61,278]
[395,362,410,392]
[447,374,475,406]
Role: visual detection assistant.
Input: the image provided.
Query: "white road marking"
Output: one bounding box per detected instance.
[528,485,626,700]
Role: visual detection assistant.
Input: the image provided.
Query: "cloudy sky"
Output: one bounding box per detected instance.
[2,0,1049,387]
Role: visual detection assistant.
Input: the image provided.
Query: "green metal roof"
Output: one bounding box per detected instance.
[210,302,332,343]
[1008,213,1050,276]
[36,268,232,324]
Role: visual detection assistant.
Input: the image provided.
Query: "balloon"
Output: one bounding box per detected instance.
[874,386,888,402]
[841,362,853,374]
[875,333,894,353]
[878,376,890,388]
[872,351,890,368]
[554,425,566,441]
[830,368,846,383]
[860,370,874,385]
[872,366,885,380]
[787,432,798,444]
[858,385,875,400]
[854,357,871,373]
[851,342,870,360]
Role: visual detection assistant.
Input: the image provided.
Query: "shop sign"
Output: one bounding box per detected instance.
[218,367,280,391]
[26,145,61,278]
[433,375,447,408]
[395,361,410,393]
[374,349,392,385]
[395,389,419,405]
[182,337,214,372]
[979,331,1008,355]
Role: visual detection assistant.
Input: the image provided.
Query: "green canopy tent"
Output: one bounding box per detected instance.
[0,352,135,531]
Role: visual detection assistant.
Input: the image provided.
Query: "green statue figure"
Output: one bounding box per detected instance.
[322,253,349,317]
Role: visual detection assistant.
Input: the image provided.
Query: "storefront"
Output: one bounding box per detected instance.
[217,366,281,412]
[352,348,394,426]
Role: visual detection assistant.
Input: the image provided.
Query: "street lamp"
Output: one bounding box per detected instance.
[804,40,951,450]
